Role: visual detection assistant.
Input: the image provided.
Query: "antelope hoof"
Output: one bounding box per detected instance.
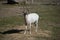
[24,31,26,34]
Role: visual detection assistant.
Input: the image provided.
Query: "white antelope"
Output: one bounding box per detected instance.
[23,12,39,34]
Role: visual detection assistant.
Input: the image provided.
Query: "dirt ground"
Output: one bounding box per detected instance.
[0,25,52,40]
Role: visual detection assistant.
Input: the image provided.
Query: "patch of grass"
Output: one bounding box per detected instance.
[35,36,51,40]
[52,26,60,40]
[0,16,24,27]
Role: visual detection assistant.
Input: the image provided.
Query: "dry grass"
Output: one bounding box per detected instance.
[0,25,52,40]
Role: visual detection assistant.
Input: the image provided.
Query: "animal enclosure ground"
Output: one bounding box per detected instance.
[0,2,60,40]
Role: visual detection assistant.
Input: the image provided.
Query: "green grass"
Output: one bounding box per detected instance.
[52,26,60,40]
[0,4,60,40]
[0,16,24,27]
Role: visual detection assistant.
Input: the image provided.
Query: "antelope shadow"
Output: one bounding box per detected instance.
[0,29,25,34]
